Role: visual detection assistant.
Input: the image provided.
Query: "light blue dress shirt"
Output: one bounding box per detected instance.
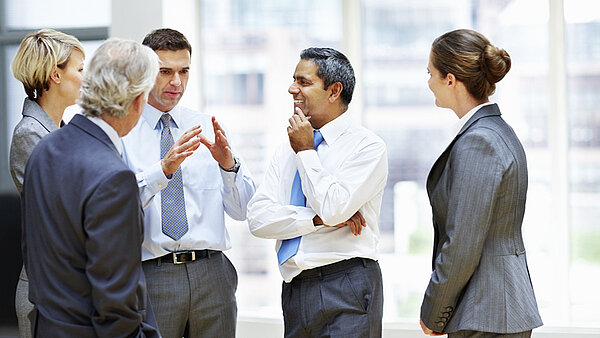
[121,104,256,261]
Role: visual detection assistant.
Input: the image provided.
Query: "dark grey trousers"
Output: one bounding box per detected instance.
[142,251,238,338]
[449,330,532,338]
[282,258,383,338]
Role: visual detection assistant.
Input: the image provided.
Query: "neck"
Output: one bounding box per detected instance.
[452,93,488,119]
[36,94,68,127]
[313,107,344,129]
[100,114,126,137]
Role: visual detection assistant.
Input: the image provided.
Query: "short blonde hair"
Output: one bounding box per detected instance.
[11,29,85,99]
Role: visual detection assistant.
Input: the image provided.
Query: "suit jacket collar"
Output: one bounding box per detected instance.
[426,103,502,194]
[69,114,120,155]
[21,97,61,133]
[457,103,501,137]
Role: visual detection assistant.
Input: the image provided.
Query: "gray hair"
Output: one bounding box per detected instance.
[78,38,159,118]
[300,47,355,109]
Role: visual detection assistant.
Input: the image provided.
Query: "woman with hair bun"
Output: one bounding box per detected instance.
[9,28,85,338]
[419,29,543,337]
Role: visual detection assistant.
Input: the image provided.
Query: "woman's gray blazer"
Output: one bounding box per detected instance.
[10,98,60,193]
[420,104,543,334]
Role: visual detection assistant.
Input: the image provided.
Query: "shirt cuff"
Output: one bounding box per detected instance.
[219,166,238,187]
[138,161,170,194]
[296,149,320,176]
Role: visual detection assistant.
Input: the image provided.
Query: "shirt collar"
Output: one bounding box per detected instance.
[316,113,352,146]
[452,101,494,136]
[142,103,183,130]
[85,114,123,155]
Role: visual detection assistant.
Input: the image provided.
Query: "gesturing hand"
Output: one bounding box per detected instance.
[161,125,203,177]
[287,107,314,153]
[198,116,236,170]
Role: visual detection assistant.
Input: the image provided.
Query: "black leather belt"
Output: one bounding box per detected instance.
[150,250,218,265]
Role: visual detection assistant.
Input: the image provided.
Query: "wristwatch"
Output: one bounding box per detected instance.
[221,156,240,173]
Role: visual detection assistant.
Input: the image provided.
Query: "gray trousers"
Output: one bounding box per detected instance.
[449,330,532,337]
[282,258,383,338]
[142,251,238,338]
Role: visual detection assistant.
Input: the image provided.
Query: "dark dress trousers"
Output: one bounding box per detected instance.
[22,114,159,337]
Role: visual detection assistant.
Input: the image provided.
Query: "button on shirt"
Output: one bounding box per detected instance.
[121,104,256,261]
[247,113,388,282]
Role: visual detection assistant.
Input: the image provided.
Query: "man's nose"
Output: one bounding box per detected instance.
[288,82,299,94]
[170,72,181,86]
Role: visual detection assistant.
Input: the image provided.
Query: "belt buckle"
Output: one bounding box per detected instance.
[173,251,195,264]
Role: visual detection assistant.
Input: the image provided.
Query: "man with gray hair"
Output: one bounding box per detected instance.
[21,38,161,337]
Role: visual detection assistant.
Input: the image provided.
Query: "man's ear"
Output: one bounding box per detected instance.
[130,93,146,115]
[328,82,343,103]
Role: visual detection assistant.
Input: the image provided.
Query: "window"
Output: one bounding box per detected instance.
[0,0,109,192]
[565,0,600,324]
[196,0,343,318]
[192,0,600,326]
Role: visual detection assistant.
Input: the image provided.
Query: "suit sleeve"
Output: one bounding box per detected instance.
[9,125,46,194]
[420,129,504,332]
[83,169,157,337]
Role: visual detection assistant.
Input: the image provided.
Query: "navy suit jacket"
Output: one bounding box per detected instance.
[22,114,160,337]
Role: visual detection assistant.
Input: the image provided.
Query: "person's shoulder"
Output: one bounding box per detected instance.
[12,115,46,137]
[349,123,386,148]
[179,106,212,120]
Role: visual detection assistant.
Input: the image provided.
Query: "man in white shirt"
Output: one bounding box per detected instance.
[121,28,256,338]
[247,47,388,337]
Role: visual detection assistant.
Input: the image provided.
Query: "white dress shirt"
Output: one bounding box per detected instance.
[121,104,256,261]
[247,113,388,282]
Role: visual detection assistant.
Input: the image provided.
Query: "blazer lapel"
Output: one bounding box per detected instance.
[21,98,60,133]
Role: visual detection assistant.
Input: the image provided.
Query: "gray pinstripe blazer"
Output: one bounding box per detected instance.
[9,98,61,194]
[420,104,543,334]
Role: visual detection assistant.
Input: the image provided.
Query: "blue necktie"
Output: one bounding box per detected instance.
[277,130,324,265]
[160,114,189,240]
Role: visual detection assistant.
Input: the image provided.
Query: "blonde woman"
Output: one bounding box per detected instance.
[9,28,84,338]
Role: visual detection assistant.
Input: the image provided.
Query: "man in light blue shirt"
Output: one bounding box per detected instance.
[121,28,256,338]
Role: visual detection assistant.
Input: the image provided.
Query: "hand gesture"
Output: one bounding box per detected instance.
[198,116,236,170]
[161,125,203,176]
[287,107,314,153]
